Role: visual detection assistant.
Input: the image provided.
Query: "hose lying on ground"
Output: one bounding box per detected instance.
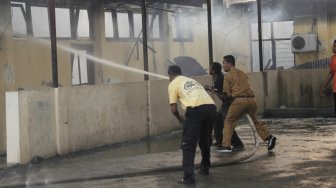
[1,115,259,188]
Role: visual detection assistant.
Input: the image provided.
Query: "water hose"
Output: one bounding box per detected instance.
[1,115,259,188]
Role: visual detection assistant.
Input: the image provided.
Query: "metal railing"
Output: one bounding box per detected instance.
[291,58,330,70]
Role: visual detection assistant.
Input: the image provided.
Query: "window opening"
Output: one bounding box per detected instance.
[251,21,294,71]
[72,50,88,85]
[117,12,130,38]
[105,11,114,38]
[55,8,71,38]
[11,3,27,37]
[105,10,162,41]
[172,13,193,42]
[31,6,49,37]
[77,9,90,38]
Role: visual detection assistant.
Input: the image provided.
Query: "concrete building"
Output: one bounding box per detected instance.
[0,0,335,163]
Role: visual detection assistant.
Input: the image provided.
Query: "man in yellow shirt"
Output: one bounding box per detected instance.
[217,55,276,153]
[168,65,216,184]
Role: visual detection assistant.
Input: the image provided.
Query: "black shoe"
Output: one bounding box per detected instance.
[198,169,209,175]
[216,146,232,153]
[177,177,195,184]
[232,144,245,151]
[267,135,277,150]
[212,142,220,147]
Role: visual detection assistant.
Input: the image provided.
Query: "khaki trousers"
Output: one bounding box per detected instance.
[222,98,270,147]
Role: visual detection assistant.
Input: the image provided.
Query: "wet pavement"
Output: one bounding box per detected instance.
[0,118,335,188]
[0,154,5,170]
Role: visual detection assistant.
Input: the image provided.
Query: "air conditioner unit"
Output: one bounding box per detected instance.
[291,33,317,53]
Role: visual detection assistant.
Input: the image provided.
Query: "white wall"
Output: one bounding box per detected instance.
[6,70,331,164]
[6,89,58,164]
[6,92,20,163]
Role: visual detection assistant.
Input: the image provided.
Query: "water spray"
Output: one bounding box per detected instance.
[30,36,169,80]
[0,36,259,188]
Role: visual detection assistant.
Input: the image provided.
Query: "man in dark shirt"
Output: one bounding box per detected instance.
[206,62,244,150]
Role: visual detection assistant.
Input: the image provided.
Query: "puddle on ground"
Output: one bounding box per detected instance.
[0,117,335,188]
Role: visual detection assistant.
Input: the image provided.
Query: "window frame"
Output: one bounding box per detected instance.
[250,21,294,71]
[11,2,31,38]
[11,3,82,40]
[172,13,194,42]
[70,44,95,86]
[105,9,163,42]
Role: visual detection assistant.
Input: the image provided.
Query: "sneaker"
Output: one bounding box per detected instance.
[267,135,277,150]
[198,169,209,175]
[216,146,232,153]
[215,145,222,150]
[177,177,195,184]
[232,144,245,151]
[212,142,220,147]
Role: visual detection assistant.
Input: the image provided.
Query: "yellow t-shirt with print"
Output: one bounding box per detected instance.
[168,76,215,110]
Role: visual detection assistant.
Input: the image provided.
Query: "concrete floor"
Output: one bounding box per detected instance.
[0,118,335,188]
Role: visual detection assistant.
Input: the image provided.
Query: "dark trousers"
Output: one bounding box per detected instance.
[181,104,216,179]
[214,104,244,146]
[333,93,336,117]
[214,111,224,144]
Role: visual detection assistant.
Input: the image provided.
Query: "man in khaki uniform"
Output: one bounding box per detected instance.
[216,55,277,153]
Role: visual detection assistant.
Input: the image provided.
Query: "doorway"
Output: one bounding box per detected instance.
[71,44,95,85]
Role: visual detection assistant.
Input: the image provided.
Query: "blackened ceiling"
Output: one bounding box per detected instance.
[11,0,206,8]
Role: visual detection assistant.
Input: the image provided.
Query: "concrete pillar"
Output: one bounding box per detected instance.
[262,70,279,111]
[0,0,13,152]
[5,92,20,163]
[161,12,171,74]
[55,88,69,155]
[89,3,105,85]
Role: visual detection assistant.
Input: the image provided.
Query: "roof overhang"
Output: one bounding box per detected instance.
[11,0,206,8]
[225,0,256,7]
